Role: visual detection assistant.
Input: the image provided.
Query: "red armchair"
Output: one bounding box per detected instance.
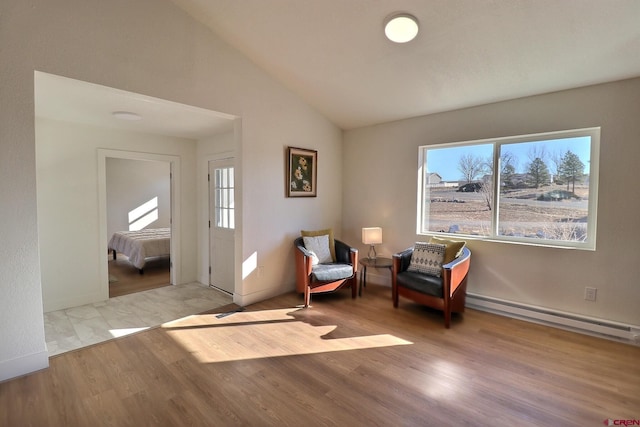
[392,246,471,328]
[294,237,358,307]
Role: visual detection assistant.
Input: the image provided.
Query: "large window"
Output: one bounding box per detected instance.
[418,127,600,250]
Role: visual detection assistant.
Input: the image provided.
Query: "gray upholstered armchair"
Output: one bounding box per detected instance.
[392,245,471,328]
[294,236,358,307]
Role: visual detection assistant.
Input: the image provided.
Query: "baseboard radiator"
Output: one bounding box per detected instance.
[466,293,640,345]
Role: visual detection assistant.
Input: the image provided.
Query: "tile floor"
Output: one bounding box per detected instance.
[44,282,233,356]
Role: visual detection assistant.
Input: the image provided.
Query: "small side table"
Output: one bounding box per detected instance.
[359,257,393,296]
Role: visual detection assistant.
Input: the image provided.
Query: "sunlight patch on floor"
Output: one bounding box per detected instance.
[109,327,150,338]
[161,308,413,363]
[422,359,467,400]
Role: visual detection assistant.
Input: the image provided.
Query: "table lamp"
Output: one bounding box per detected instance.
[362,227,382,260]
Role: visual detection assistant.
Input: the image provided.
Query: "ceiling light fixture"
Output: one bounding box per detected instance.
[384,13,419,43]
[112,111,142,121]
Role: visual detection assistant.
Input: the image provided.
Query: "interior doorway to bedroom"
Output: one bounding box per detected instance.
[106,157,172,298]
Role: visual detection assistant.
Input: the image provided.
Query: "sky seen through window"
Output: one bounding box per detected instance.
[426,136,591,181]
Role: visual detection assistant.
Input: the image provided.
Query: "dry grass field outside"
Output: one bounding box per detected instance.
[427,184,590,239]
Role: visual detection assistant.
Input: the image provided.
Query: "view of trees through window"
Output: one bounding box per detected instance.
[419,128,599,249]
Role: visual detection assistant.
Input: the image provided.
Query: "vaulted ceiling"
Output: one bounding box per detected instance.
[170,0,640,130]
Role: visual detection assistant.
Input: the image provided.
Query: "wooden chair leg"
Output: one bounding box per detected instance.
[304,286,311,308]
[444,310,451,329]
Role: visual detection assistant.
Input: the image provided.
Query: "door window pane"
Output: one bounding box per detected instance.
[214,167,235,230]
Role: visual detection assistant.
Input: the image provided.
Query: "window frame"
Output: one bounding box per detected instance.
[417,127,600,250]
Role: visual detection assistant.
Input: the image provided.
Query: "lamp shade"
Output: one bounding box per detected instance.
[362,227,383,245]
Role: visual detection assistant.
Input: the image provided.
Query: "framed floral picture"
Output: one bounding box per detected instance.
[287,146,317,197]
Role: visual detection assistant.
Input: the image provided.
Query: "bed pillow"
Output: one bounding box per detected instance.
[302,234,332,265]
[301,228,336,261]
[407,242,446,277]
[428,236,466,265]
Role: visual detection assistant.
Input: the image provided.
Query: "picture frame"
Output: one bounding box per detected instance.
[287,146,317,197]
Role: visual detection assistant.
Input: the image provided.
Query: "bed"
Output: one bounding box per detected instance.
[108,228,171,273]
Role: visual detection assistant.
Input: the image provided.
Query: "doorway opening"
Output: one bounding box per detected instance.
[97,149,182,300]
[106,157,172,297]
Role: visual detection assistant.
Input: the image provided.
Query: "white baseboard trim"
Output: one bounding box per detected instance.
[466,293,640,345]
[0,350,49,382]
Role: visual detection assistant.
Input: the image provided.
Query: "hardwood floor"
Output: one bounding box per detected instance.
[2,284,639,426]
[109,253,170,298]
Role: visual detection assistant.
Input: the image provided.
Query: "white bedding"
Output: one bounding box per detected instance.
[108,228,171,269]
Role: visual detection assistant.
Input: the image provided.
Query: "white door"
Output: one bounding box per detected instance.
[209,159,235,294]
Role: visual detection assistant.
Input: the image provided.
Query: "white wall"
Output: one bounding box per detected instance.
[36,118,197,312]
[106,157,171,239]
[0,0,342,381]
[236,114,343,305]
[343,78,640,328]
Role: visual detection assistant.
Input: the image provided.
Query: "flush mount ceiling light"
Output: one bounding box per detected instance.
[112,111,142,121]
[384,13,419,43]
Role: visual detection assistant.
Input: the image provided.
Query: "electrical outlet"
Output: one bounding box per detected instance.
[584,287,597,301]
